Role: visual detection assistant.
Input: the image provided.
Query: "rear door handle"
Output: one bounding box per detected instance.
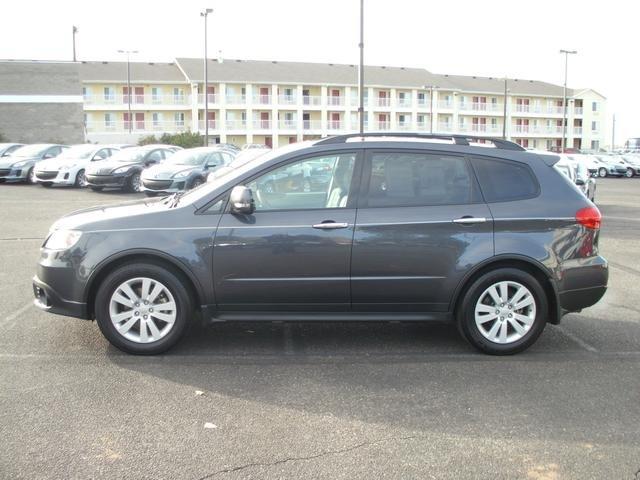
[312,221,349,229]
[452,217,487,224]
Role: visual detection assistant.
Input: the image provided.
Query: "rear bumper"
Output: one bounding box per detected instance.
[0,167,29,182]
[32,276,89,319]
[557,255,608,313]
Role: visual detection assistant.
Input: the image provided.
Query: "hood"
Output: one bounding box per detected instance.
[142,164,197,180]
[50,198,173,232]
[35,158,66,171]
[0,156,37,168]
[86,159,140,174]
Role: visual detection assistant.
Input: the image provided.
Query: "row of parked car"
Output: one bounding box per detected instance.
[0,142,270,195]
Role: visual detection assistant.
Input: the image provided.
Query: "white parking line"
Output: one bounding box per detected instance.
[1,301,34,328]
[555,325,599,353]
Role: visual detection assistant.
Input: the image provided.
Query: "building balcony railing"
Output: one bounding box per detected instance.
[574,107,584,115]
[278,95,297,106]
[513,125,565,135]
[197,94,219,104]
[253,119,272,130]
[198,120,217,129]
[279,120,297,130]
[374,98,391,108]
[327,96,345,106]
[225,120,247,129]
[396,123,413,131]
[458,124,503,135]
[302,95,322,106]
[253,95,272,105]
[437,123,454,132]
[438,100,454,109]
[226,95,247,105]
[397,98,412,108]
[574,127,583,135]
[303,120,322,130]
[375,121,391,130]
[85,120,188,133]
[459,102,504,112]
[85,94,191,106]
[328,121,342,130]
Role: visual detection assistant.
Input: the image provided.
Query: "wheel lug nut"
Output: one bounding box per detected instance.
[135,302,140,307]
[144,301,148,305]
[143,315,148,319]
[495,309,500,314]
[508,313,513,318]
[149,308,154,312]
[134,311,139,316]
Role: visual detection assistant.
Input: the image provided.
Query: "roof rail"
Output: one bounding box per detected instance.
[314,132,526,151]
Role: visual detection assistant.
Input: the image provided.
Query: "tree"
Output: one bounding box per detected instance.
[137,131,204,149]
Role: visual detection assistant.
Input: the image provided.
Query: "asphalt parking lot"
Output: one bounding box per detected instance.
[1,180,639,480]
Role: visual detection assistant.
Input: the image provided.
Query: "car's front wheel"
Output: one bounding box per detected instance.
[74,169,87,187]
[27,167,36,184]
[95,263,193,354]
[127,172,142,193]
[598,167,608,178]
[457,268,548,355]
[625,168,634,178]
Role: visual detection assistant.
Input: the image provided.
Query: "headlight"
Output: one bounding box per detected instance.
[113,166,129,174]
[44,230,82,250]
[172,170,189,179]
[12,160,28,168]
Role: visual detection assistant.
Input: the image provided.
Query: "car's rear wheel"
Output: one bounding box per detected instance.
[95,263,193,354]
[457,268,548,355]
[598,167,608,178]
[74,169,87,187]
[127,172,142,193]
[190,178,204,189]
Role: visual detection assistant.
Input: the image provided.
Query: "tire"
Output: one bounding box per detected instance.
[95,262,193,355]
[144,191,159,197]
[89,186,104,192]
[598,167,608,178]
[190,178,204,190]
[27,167,36,184]
[625,168,634,178]
[74,169,87,188]
[127,172,142,193]
[457,268,548,355]
[41,182,53,188]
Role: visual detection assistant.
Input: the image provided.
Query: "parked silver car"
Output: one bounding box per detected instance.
[0,144,68,183]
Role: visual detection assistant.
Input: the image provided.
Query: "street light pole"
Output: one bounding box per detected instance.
[502,77,508,139]
[201,8,213,146]
[560,49,577,153]
[424,85,438,134]
[358,0,364,135]
[72,26,78,62]
[117,49,138,135]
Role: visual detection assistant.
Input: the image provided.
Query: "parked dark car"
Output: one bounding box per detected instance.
[84,145,177,192]
[0,143,25,157]
[0,144,67,183]
[141,147,236,196]
[34,134,608,355]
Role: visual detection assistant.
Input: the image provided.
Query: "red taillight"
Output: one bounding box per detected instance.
[576,206,601,230]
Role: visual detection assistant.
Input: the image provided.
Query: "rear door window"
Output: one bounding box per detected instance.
[364,151,480,207]
[471,157,539,202]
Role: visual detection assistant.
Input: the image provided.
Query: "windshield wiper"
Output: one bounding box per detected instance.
[165,191,186,208]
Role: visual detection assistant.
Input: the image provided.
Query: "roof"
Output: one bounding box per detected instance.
[0,60,81,95]
[79,61,187,83]
[175,58,456,89]
[436,74,573,97]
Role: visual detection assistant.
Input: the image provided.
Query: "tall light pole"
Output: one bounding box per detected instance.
[611,113,616,151]
[201,8,213,146]
[424,85,438,133]
[117,49,138,134]
[72,26,78,62]
[358,0,365,135]
[560,49,577,153]
[502,77,508,139]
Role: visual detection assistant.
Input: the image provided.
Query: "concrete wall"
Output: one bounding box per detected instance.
[0,103,84,144]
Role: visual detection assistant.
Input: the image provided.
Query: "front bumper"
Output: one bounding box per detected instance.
[141,177,186,194]
[557,255,608,313]
[0,167,29,183]
[35,169,76,186]
[33,276,89,319]
[85,173,127,188]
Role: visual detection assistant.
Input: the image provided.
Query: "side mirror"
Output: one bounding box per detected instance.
[229,185,255,215]
[43,153,54,159]
[575,179,585,186]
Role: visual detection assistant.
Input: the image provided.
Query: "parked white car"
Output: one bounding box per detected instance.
[34,144,120,187]
[556,154,596,202]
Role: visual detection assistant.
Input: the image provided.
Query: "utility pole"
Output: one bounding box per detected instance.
[612,113,616,151]
[358,0,365,135]
[72,26,78,62]
[560,49,577,153]
[502,77,508,139]
[424,85,438,134]
[201,8,213,146]
[117,50,138,134]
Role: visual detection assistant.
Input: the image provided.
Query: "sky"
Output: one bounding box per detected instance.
[1,0,638,146]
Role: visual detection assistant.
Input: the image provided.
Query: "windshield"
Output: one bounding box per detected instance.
[110,148,147,162]
[164,148,214,166]
[59,145,98,159]
[12,144,50,157]
[178,141,312,206]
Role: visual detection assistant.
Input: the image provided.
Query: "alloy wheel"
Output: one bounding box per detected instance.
[131,173,141,192]
[108,277,177,343]
[474,281,536,344]
[598,168,607,178]
[28,168,36,184]
[76,169,87,187]
[626,168,633,178]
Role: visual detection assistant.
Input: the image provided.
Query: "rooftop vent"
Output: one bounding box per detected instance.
[381,66,386,69]
[102,61,108,64]
[272,61,277,64]
[328,63,334,66]
[235,59,242,62]
[400,67,405,70]
[148,62,154,65]
[472,76,476,79]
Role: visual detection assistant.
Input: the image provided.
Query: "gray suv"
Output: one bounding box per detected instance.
[33,134,608,355]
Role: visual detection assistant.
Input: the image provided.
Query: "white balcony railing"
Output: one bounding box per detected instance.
[303,120,322,130]
[225,119,247,129]
[396,123,413,131]
[85,121,188,133]
[574,127,583,135]
[374,98,391,108]
[574,107,584,115]
[253,94,272,105]
[253,119,272,130]
[328,121,342,130]
[278,95,297,106]
[197,94,219,104]
[397,98,412,108]
[459,102,504,112]
[85,94,191,106]
[279,120,297,130]
[438,100,454,109]
[375,121,391,130]
[302,95,322,106]
[198,120,217,130]
[438,123,454,132]
[327,96,345,106]
[226,95,247,105]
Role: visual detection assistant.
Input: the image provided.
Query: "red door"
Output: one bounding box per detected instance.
[378,91,388,106]
[207,86,215,103]
[260,112,269,129]
[207,111,215,129]
[134,87,144,104]
[331,89,340,105]
[260,87,269,104]
[472,117,479,131]
[123,112,131,130]
[123,87,131,104]
[265,136,273,148]
[330,112,340,129]
[135,112,144,130]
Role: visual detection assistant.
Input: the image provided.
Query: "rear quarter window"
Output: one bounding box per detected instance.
[471,157,539,203]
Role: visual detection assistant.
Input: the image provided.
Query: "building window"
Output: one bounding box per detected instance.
[591,140,600,150]
[152,113,161,129]
[592,121,598,131]
[417,92,425,105]
[175,112,185,128]
[82,87,88,101]
[173,88,185,104]
[103,87,115,103]
[104,113,114,129]
[152,88,161,104]
[592,101,598,112]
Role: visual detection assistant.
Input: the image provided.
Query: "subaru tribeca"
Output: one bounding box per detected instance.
[33,134,608,355]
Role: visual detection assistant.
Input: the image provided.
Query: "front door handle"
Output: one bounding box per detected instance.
[452,217,487,225]
[312,221,349,230]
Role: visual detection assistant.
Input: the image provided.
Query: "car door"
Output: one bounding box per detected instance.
[212,151,362,311]
[351,149,494,312]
